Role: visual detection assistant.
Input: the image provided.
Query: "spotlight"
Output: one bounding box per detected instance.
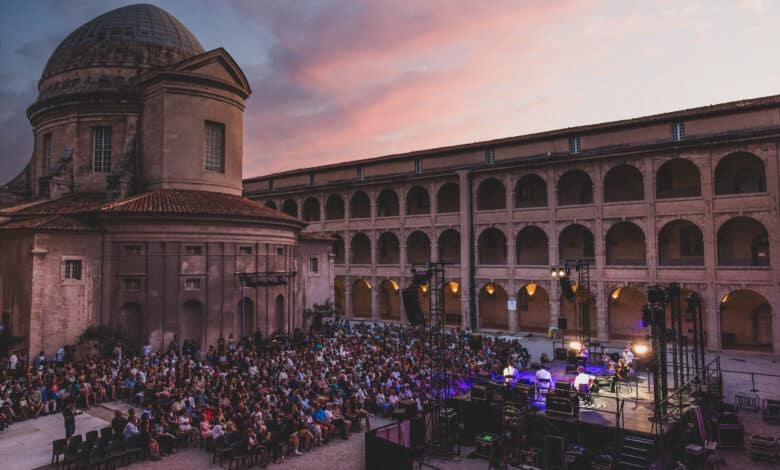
[551,268,559,279]
[568,340,583,352]
[558,268,567,278]
[448,281,460,294]
[389,280,399,291]
[632,343,650,356]
[485,284,496,295]
[611,287,621,300]
[525,283,537,297]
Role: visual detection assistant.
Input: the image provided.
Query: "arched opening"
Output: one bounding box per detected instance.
[559,288,597,337]
[352,279,372,318]
[281,199,298,218]
[606,222,646,266]
[334,277,346,315]
[479,283,509,330]
[406,186,430,215]
[721,290,772,351]
[302,197,321,222]
[656,158,701,198]
[118,302,143,350]
[332,235,345,265]
[516,226,549,265]
[608,286,647,339]
[517,284,550,332]
[658,220,703,266]
[558,224,595,263]
[715,152,766,195]
[444,280,462,326]
[438,229,461,264]
[377,189,399,217]
[379,280,401,320]
[514,174,547,208]
[437,183,460,213]
[181,300,204,347]
[557,170,593,206]
[350,191,371,219]
[325,194,345,220]
[377,232,400,264]
[476,178,506,211]
[717,216,769,266]
[275,294,285,333]
[604,165,644,202]
[478,228,507,264]
[350,233,372,264]
[264,200,277,210]
[407,231,431,264]
[238,298,254,337]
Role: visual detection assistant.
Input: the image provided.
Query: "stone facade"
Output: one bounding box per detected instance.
[246,96,780,354]
[0,4,334,356]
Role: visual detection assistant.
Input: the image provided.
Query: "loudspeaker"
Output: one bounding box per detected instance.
[545,435,566,469]
[410,415,426,449]
[560,278,575,300]
[557,318,568,330]
[470,333,483,351]
[402,288,425,325]
[718,424,744,448]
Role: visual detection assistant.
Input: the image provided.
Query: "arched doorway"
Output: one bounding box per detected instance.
[608,287,647,339]
[352,279,372,318]
[479,283,508,330]
[302,197,321,221]
[379,280,401,320]
[238,298,254,337]
[181,300,204,347]
[275,294,285,334]
[350,233,371,264]
[444,280,462,326]
[118,303,143,350]
[517,284,550,332]
[334,277,346,315]
[720,290,772,351]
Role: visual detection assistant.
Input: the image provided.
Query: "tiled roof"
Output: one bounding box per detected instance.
[298,232,336,242]
[0,215,99,232]
[101,190,304,225]
[0,193,105,216]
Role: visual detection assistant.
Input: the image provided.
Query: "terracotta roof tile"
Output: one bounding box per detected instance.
[0,193,105,216]
[0,215,98,232]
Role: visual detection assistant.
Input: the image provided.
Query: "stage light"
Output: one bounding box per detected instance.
[721,294,729,304]
[389,280,399,291]
[365,281,372,289]
[551,268,559,278]
[525,283,537,297]
[611,287,621,300]
[568,340,583,352]
[558,268,567,278]
[448,281,460,294]
[632,343,649,356]
[571,283,578,293]
[486,284,496,295]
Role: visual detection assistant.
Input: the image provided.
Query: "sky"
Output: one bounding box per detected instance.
[1,0,780,183]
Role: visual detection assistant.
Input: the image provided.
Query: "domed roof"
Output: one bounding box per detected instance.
[41,4,204,82]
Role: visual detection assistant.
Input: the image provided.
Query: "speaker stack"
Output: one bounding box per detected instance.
[402,288,426,325]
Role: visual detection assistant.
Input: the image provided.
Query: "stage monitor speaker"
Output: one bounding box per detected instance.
[718,424,744,448]
[402,288,426,325]
[472,383,488,401]
[545,435,566,469]
[765,400,780,424]
[555,381,573,391]
[470,333,483,351]
[488,381,506,403]
[557,318,568,330]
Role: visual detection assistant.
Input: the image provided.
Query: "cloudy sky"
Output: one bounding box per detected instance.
[1,0,779,183]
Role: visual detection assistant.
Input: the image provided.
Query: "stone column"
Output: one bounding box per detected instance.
[371,276,379,320]
[344,275,353,319]
[28,244,48,356]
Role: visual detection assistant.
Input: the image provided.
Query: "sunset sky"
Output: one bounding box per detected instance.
[1,0,779,182]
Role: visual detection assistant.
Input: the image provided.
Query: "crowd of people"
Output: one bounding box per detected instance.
[0,321,533,463]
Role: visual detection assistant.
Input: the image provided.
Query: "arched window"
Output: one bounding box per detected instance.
[302,197,321,221]
[478,228,507,264]
[658,220,703,266]
[516,226,548,265]
[656,158,701,198]
[438,229,461,264]
[407,231,431,264]
[350,233,371,264]
[605,222,646,266]
[715,152,766,195]
[436,183,460,213]
[476,178,506,210]
[406,186,430,215]
[350,191,371,218]
[603,165,644,202]
[377,189,399,217]
[325,195,345,220]
[281,199,298,217]
[377,232,400,264]
[557,170,593,206]
[717,217,769,266]
[558,224,594,262]
[514,174,547,208]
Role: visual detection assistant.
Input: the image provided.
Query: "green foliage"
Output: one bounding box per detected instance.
[78,325,127,356]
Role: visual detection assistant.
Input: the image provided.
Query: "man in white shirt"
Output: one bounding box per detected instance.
[621,348,635,367]
[535,365,552,390]
[502,361,518,384]
[573,366,594,392]
[8,352,17,370]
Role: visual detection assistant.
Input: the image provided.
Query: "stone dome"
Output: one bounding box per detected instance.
[37,4,204,99]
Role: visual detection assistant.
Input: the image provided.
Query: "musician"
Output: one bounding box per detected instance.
[535,364,552,390]
[573,366,594,392]
[610,359,630,393]
[621,347,635,367]
[502,361,519,384]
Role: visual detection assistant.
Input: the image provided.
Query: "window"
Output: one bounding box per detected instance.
[415,158,423,174]
[357,166,364,181]
[65,260,82,280]
[123,278,141,291]
[679,226,703,257]
[124,245,142,256]
[184,278,201,290]
[485,148,496,165]
[92,127,112,172]
[671,122,685,142]
[43,133,52,175]
[309,257,319,273]
[276,246,285,256]
[204,121,225,172]
[185,246,202,256]
[239,246,253,255]
[569,137,581,155]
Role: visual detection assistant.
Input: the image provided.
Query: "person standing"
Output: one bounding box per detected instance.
[63,400,76,438]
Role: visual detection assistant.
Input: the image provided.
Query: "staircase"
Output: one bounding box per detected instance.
[617,432,657,469]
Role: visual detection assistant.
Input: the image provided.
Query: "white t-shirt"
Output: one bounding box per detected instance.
[573,373,593,391]
[8,354,17,370]
[535,368,552,382]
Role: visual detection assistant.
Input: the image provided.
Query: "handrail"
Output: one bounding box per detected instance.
[652,356,722,434]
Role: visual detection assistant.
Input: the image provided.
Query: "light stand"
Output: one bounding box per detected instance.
[551,260,592,358]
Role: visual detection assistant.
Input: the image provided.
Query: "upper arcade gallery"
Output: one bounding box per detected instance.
[246,96,780,354]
